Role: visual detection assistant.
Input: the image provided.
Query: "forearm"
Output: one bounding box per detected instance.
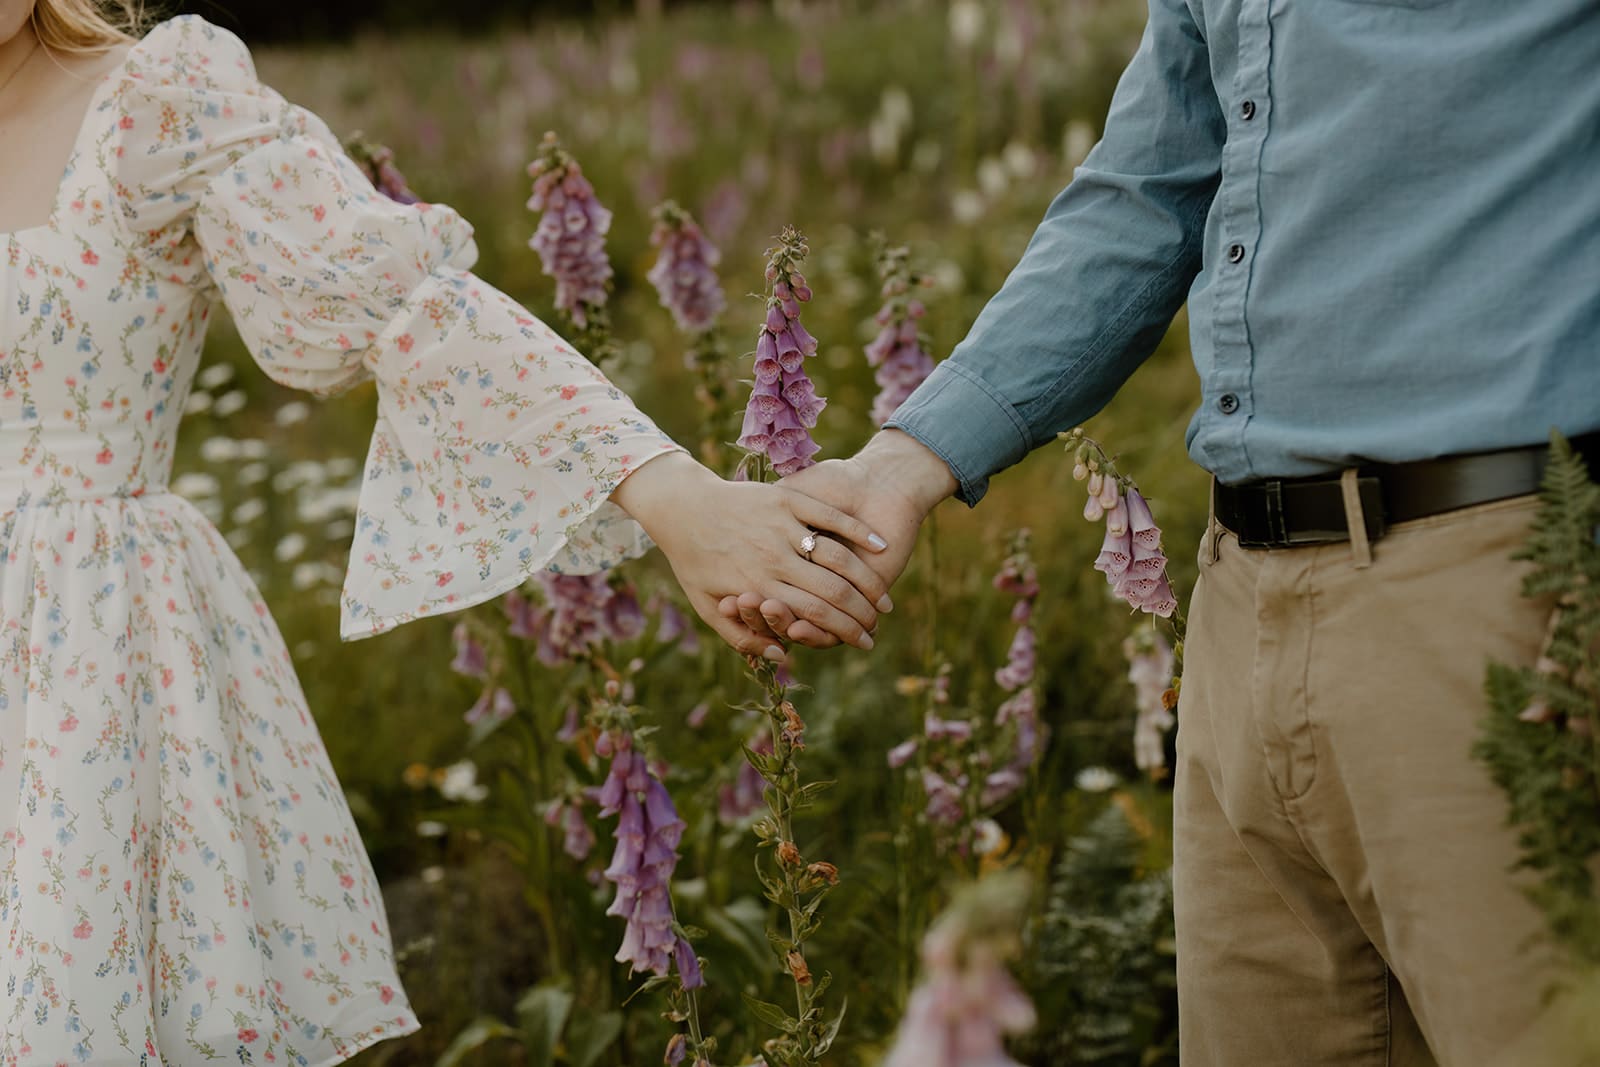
[608,450,716,542]
[854,428,959,519]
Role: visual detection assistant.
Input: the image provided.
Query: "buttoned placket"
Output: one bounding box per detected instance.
[1208,0,1274,480]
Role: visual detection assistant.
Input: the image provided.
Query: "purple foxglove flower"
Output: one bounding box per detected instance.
[665,1034,689,1066]
[1093,521,1134,581]
[598,730,696,981]
[922,769,967,826]
[449,622,489,679]
[344,138,422,205]
[1124,487,1162,550]
[503,589,547,640]
[738,227,826,475]
[718,734,771,824]
[546,798,597,861]
[647,202,727,334]
[527,133,614,331]
[674,936,705,990]
[887,738,921,768]
[1125,632,1177,770]
[924,714,975,743]
[883,941,1035,1067]
[981,767,1027,808]
[993,626,1036,692]
[864,244,937,425]
[466,685,517,726]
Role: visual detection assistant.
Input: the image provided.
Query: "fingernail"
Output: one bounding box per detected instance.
[764,645,786,662]
[859,633,875,651]
[868,533,888,551]
[877,595,894,612]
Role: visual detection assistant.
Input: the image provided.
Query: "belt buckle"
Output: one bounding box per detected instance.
[1231,474,1389,548]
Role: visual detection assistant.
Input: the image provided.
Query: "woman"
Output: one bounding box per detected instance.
[0,2,887,1062]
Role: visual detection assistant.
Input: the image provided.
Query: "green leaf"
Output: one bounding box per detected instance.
[435,1016,519,1067]
[814,996,849,1055]
[793,780,836,807]
[515,984,573,1067]
[564,1010,623,1067]
[742,993,800,1034]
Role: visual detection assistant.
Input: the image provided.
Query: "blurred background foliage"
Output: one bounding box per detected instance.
[165,0,1207,1062]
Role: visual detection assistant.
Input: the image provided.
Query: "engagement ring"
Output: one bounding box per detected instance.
[799,532,818,561]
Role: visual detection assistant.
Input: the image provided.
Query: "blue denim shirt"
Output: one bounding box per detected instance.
[887,0,1600,506]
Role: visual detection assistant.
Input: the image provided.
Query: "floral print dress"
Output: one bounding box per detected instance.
[0,14,682,1065]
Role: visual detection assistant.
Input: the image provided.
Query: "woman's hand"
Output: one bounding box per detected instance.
[610,452,895,659]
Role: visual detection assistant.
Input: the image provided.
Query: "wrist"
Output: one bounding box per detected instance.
[856,429,959,518]
[610,450,715,542]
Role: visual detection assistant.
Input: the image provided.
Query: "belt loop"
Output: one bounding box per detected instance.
[1340,468,1373,569]
[1206,477,1222,564]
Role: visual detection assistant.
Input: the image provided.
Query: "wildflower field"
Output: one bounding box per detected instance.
[173,1,1221,1063]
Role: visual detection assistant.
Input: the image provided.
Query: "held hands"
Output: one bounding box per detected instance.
[719,430,959,649]
[609,451,896,658]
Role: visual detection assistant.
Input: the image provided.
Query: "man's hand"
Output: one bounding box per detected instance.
[719,429,958,648]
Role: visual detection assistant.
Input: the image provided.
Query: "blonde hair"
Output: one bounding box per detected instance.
[31,0,155,54]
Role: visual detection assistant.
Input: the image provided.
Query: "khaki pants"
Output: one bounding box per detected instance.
[1174,488,1572,1065]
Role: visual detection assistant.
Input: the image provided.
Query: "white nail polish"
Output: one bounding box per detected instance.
[868,533,888,551]
[877,595,894,612]
[859,633,875,651]
[764,645,786,662]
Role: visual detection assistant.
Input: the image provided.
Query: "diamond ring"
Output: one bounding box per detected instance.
[799,532,818,561]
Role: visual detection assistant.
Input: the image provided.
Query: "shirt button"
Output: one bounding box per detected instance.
[1241,100,1256,121]
[1227,243,1246,264]
[1218,393,1240,415]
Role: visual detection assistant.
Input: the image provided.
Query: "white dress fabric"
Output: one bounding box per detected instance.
[0,15,682,1065]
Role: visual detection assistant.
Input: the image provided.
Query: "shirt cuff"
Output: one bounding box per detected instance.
[884,359,1033,507]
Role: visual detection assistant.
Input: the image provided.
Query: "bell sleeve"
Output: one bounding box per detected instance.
[112,16,685,641]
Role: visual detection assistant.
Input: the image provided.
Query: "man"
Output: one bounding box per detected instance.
[725,2,1599,1063]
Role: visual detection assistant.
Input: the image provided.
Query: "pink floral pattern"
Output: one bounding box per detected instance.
[1,14,680,1065]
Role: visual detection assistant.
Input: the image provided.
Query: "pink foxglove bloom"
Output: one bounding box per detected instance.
[518,573,647,665]
[1125,631,1177,773]
[344,137,421,205]
[988,533,1047,805]
[597,730,692,981]
[717,734,772,824]
[449,622,489,679]
[464,686,516,726]
[527,132,614,331]
[737,227,826,476]
[647,202,726,334]
[1103,488,1178,617]
[545,796,597,861]
[864,244,937,426]
[922,768,967,826]
[883,923,1035,1067]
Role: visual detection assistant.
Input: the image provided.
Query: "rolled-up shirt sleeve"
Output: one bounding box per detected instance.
[887,0,1223,505]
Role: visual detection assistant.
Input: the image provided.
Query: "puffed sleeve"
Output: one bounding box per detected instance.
[109,15,686,641]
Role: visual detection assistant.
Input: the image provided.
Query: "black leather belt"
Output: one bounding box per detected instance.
[1214,432,1600,549]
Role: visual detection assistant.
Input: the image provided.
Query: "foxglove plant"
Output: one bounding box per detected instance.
[648,201,727,333]
[882,872,1036,1067]
[986,530,1046,806]
[1060,428,1180,619]
[863,238,937,427]
[648,200,738,467]
[527,131,618,364]
[737,227,826,477]
[731,228,845,1067]
[1125,629,1177,776]
[343,134,421,204]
